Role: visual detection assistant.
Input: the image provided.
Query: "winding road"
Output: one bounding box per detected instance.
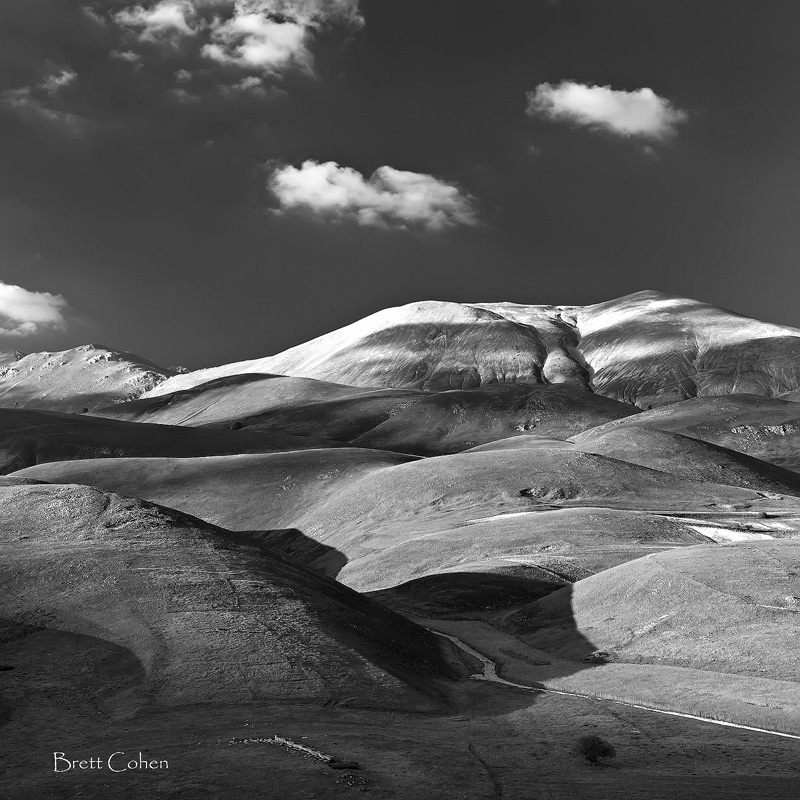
[434,630,800,742]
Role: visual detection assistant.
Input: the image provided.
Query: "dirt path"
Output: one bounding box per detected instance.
[429,626,800,742]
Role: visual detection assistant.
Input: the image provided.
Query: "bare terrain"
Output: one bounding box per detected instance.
[3,293,800,798]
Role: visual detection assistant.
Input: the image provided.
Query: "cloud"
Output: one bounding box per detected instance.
[2,68,86,133]
[110,49,143,62]
[526,81,687,140]
[268,160,480,231]
[203,10,312,74]
[113,0,198,41]
[201,0,362,76]
[107,1,363,77]
[0,282,70,337]
[41,69,78,94]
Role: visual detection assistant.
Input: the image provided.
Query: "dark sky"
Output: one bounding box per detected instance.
[2,0,800,369]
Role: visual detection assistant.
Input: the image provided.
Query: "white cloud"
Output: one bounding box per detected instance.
[526,81,687,140]
[0,282,70,337]
[107,1,362,86]
[114,0,197,41]
[202,0,361,75]
[203,13,310,74]
[41,70,78,95]
[268,160,480,231]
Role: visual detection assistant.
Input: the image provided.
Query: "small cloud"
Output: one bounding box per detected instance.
[114,0,198,41]
[110,49,143,63]
[168,86,201,103]
[268,160,480,231]
[82,6,107,26]
[0,282,70,337]
[527,143,541,156]
[41,69,78,95]
[526,80,687,141]
[216,75,274,98]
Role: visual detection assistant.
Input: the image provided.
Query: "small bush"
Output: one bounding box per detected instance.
[575,735,616,765]
[231,421,243,430]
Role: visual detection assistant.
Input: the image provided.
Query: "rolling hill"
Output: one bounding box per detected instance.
[0,481,456,714]
[0,408,338,474]
[572,394,800,471]
[503,540,800,681]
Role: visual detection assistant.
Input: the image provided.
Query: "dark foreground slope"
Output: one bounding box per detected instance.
[0,481,456,715]
[0,408,337,474]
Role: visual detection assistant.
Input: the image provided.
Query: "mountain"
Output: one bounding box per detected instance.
[0,344,175,413]
[4,292,800,418]
[139,291,800,410]
[0,350,23,366]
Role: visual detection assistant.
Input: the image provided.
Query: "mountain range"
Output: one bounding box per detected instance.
[3,290,800,800]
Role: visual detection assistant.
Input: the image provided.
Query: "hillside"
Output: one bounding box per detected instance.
[570,425,800,495]
[504,540,800,681]
[0,481,455,714]
[573,394,800,471]
[0,408,337,474]
[17,447,800,601]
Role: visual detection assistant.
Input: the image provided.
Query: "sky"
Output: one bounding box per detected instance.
[2,0,800,369]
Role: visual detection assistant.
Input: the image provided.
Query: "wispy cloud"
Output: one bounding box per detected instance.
[113,1,198,41]
[2,68,86,133]
[268,160,480,231]
[0,282,70,337]
[526,81,687,141]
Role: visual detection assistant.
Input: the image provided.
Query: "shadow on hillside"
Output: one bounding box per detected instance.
[388,580,607,705]
[0,409,336,475]
[0,619,146,728]
[234,527,348,578]
[240,391,426,442]
[366,571,565,618]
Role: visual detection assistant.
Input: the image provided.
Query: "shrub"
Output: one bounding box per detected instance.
[575,735,616,765]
